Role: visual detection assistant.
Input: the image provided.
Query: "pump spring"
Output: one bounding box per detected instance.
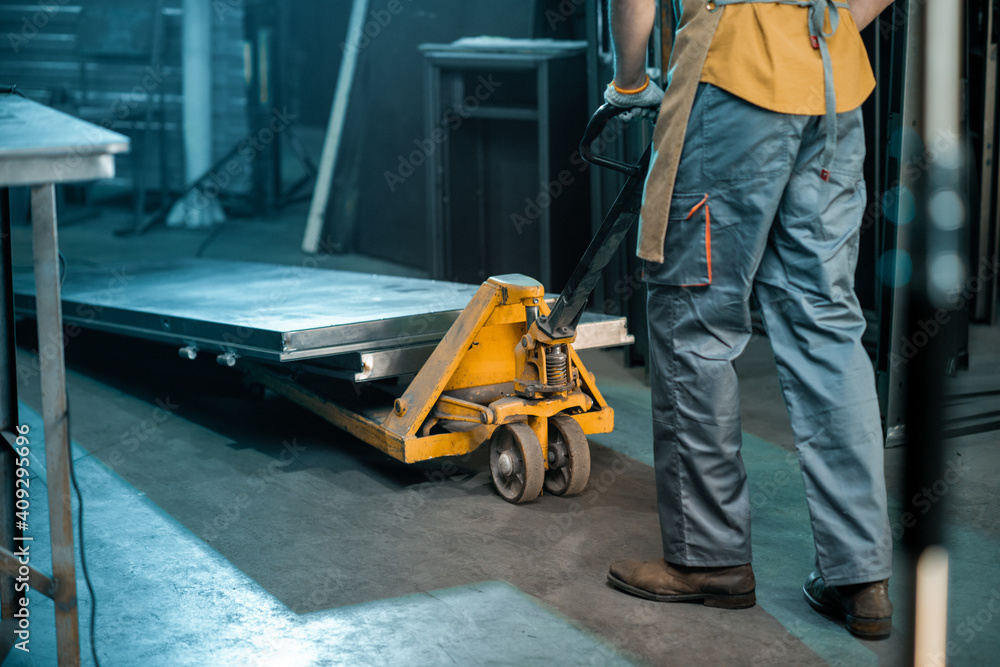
[546,345,569,386]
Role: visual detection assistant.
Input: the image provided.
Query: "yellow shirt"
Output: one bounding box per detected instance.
[700,4,875,115]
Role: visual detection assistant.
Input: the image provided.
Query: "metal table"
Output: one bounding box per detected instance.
[0,91,128,666]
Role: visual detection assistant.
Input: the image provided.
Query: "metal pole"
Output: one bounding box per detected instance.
[0,187,19,620]
[181,0,216,227]
[302,0,370,253]
[30,184,81,666]
[905,0,964,664]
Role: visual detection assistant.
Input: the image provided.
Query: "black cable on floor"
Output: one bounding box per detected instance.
[66,398,101,667]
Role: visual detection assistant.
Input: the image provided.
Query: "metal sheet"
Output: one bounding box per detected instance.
[316,313,634,383]
[12,259,633,364]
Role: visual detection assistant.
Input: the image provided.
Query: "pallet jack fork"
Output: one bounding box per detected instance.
[250,104,649,503]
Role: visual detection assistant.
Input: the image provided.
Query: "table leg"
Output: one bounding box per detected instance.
[30,183,80,666]
[0,188,19,621]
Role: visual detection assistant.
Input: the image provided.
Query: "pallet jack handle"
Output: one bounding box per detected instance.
[535,103,652,340]
[577,103,648,177]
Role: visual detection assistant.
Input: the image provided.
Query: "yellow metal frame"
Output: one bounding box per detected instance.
[247,274,614,464]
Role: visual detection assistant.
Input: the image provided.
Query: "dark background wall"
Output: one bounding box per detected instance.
[280,1,588,270]
[0,0,248,193]
[285,2,350,127]
[325,1,544,269]
[0,0,590,273]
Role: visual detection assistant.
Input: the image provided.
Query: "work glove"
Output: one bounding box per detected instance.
[603,75,664,122]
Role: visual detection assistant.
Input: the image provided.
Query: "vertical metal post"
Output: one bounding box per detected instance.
[302,0,370,253]
[0,188,19,619]
[426,59,443,280]
[30,184,81,666]
[182,0,215,224]
[975,0,997,322]
[992,0,1000,325]
[878,0,921,447]
[905,0,964,663]
[538,60,552,288]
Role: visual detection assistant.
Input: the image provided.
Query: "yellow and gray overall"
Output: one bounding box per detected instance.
[640,0,892,587]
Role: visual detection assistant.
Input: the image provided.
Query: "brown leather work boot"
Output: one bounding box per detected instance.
[803,571,892,639]
[607,559,756,609]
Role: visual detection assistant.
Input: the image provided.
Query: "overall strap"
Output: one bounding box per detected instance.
[710,0,851,181]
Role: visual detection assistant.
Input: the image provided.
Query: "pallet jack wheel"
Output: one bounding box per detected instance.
[543,415,591,496]
[489,423,545,504]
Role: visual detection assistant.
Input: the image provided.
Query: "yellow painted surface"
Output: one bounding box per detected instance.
[247,364,406,461]
[261,274,621,466]
[570,347,610,411]
[487,275,546,304]
[527,415,549,468]
[404,427,493,463]
[382,282,500,437]
[484,303,528,327]
[573,406,615,435]
[489,393,591,424]
[446,320,525,390]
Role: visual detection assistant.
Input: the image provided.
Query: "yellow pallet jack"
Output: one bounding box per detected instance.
[250,104,650,503]
[12,105,648,505]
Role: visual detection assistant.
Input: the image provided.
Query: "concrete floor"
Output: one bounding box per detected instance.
[1,197,999,666]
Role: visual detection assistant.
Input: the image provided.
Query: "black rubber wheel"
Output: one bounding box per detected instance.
[489,423,545,504]
[543,415,591,496]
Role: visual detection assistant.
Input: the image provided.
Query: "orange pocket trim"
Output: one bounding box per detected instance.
[680,194,712,288]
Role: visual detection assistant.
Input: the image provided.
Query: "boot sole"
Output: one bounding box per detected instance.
[607,573,756,609]
[802,585,892,639]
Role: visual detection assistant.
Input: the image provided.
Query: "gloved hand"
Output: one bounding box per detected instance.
[603,75,664,122]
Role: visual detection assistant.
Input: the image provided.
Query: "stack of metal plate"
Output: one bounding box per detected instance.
[13,259,633,381]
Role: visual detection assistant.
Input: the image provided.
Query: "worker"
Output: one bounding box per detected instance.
[602,0,897,639]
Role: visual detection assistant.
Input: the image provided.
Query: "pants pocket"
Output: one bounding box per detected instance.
[645,193,712,287]
[703,85,791,181]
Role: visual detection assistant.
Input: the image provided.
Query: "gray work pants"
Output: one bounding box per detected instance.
[644,83,892,587]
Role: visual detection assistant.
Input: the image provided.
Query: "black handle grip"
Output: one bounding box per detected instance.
[579,103,651,177]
